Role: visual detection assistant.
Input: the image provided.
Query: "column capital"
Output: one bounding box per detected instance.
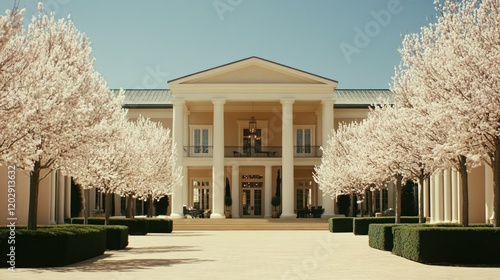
[321,99,335,105]
[280,98,295,105]
[212,99,226,105]
[172,99,185,106]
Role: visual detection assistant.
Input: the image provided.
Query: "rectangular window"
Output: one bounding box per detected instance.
[304,129,311,153]
[295,126,314,155]
[296,129,303,153]
[202,129,208,153]
[194,129,201,153]
[191,126,212,156]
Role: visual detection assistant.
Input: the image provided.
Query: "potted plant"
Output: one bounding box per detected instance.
[224,195,232,218]
[224,177,232,218]
[271,195,280,218]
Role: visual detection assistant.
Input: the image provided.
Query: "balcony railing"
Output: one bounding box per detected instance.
[183,146,213,157]
[183,146,322,158]
[225,146,282,158]
[293,146,323,157]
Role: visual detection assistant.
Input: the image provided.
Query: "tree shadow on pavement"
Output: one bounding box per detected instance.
[121,245,200,254]
[40,255,214,272]
[31,245,213,273]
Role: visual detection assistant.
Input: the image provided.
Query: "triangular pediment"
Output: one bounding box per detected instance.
[168,57,337,86]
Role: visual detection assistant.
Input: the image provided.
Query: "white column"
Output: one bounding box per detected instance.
[231,165,240,218]
[423,178,429,218]
[315,109,325,210]
[65,177,71,219]
[485,165,494,224]
[451,169,459,223]
[183,111,190,207]
[170,99,185,219]
[431,172,439,223]
[182,166,188,209]
[57,171,65,223]
[321,99,336,216]
[379,187,384,212]
[437,171,444,222]
[457,170,462,223]
[211,99,226,218]
[281,99,295,218]
[387,181,395,209]
[265,165,273,218]
[50,172,56,224]
[434,170,444,223]
[443,168,452,222]
[430,174,436,223]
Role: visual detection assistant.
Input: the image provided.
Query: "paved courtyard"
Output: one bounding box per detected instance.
[2,231,499,279]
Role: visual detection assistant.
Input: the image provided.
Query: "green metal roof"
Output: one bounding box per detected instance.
[115,89,394,108]
[113,89,172,108]
[335,89,394,108]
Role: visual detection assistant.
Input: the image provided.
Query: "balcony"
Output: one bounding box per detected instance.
[184,146,322,158]
[225,146,282,158]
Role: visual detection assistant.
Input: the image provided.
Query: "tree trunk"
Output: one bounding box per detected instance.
[459,155,469,227]
[349,192,355,217]
[148,195,155,217]
[418,175,425,223]
[126,195,135,218]
[371,189,376,216]
[493,138,500,227]
[28,160,42,230]
[395,174,403,224]
[81,187,88,224]
[105,192,112,225]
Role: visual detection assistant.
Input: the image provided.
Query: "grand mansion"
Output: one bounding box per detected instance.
[0,57,494,224]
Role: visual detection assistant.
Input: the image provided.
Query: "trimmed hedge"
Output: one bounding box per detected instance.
[369,223,493,251]
[353,217,419,235]
[0,225,106,268]
[110,218,148,235]
[72,217,149,235]
[103,225,129,250]
[71,217,105,225]
[392,226,500,265]
[328,217,354,233]
[71,217,173,235]
[147,218,173,233]
[368,223,398,251]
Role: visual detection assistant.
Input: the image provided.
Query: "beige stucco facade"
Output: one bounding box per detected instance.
[0,57,494,224]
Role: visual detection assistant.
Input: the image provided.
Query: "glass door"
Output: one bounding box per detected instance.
[241,182,263,217]
[192,180,210,211]
[295,180,314,210]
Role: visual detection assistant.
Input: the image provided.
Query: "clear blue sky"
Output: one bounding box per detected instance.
[3,0,436,89]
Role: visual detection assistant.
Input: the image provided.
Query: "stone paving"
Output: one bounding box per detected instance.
[2,231,500,280]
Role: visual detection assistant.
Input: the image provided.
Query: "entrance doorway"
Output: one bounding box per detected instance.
[295,180,315,210]
[241,174,264,217]
[192,179,211,212]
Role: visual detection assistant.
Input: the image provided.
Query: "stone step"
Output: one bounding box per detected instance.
[172,218,329,231]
